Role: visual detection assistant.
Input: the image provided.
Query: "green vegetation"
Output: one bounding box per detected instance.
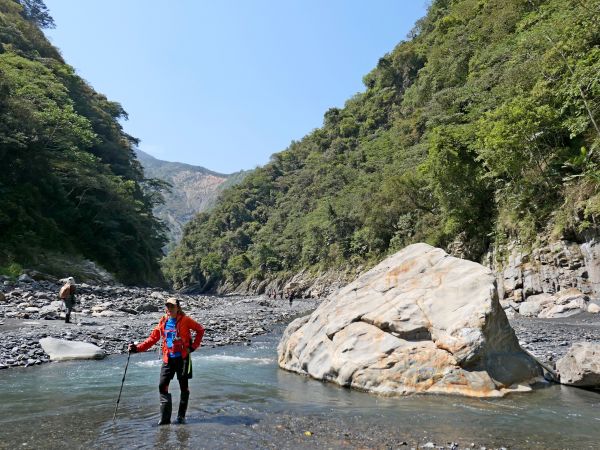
[164,0,600,291]
[0,0,167,284]
[0,262,23,279]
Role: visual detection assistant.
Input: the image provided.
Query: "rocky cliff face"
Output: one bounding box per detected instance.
[136,150,246,247]
[487,232,600,318]
[195,231,600,318]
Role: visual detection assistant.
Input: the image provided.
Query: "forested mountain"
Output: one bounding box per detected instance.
[164,0,600,292]
[136,149,248,247]
[0,0,167,284]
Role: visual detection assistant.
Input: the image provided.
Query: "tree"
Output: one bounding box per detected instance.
[13,0,54,28]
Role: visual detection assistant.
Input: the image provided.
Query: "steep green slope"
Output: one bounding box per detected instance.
[164,0,600,292]
[0,0,167,284]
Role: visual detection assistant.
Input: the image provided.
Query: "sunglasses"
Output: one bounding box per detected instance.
[165,303,177,308]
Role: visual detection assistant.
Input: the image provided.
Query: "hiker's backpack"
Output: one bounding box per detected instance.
[59,284,70,300]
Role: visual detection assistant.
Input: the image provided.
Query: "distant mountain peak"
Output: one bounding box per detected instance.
[135,149,248,250]
[135,149,228,177]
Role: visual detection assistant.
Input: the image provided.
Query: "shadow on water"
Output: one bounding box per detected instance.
[185,415,260,426]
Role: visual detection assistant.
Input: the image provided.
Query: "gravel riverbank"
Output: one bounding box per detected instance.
[0,279,318,369]
[2,278,600,372]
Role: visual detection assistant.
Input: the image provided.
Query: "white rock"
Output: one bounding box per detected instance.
[39,337,105,361]
[39,305,60,318]
[539,298,587,318]
[278,243,541,398]
[554,288,588,305]
[524,293,554,305]
[556,342,600,387]
[93,310,125,317]
[588,303,600,314]
[524,289,591,318]
[518,302,542,317]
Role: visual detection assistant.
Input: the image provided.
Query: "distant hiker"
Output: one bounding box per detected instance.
[289,290,295,307]
[58,277,76,323]
[128,297,205,425]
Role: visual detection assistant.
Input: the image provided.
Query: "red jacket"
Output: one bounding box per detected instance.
[136,313,205,362]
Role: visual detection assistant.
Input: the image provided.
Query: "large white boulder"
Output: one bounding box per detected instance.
[556,342,600,387]
[278,243,542,397]
[40,337,105,361]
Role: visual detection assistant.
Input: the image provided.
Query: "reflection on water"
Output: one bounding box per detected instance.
[1,330,599,449]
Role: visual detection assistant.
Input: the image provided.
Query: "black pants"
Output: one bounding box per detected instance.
[63,298,75,323]
[159,356,189,395]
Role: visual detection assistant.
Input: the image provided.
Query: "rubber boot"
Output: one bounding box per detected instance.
[176,391,189,424]
[158,393,172,425]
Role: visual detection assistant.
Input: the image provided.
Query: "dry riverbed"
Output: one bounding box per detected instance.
[0,279,318,369]
[1,278,600,372]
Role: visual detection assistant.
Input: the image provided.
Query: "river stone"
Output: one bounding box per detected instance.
[518,293,554,317]
[39,337,105,361]
[587,303,600,314]
[93,310,125,317]
[39,306,59,319]
[136,303,160,312]
[518,302,543,317]
[556,342,600,387]
[18,274,34,283]
[278,243,542,398]
[538,288,589,318]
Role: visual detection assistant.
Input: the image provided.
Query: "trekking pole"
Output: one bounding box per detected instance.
[112,350,132,422]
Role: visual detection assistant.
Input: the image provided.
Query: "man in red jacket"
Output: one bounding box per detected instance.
[129,297,205,425]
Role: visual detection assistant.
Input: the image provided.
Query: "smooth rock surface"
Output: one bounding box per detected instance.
[537,288,589,318]
[588,303,600,314]
[556,342,600,387]
[278,243,542,397]
[39,337,105,361]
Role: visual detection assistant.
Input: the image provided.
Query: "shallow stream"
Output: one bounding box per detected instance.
[1,328,599,449]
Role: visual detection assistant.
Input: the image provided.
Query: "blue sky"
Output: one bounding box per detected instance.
[44,1,429,174]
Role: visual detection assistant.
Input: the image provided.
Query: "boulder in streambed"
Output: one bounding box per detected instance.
[278,243,542,398]
[556,342,600,387]
[39,337,105,361]
[587,303,600,314]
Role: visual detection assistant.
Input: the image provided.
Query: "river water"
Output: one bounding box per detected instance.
[1,328,599,449]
